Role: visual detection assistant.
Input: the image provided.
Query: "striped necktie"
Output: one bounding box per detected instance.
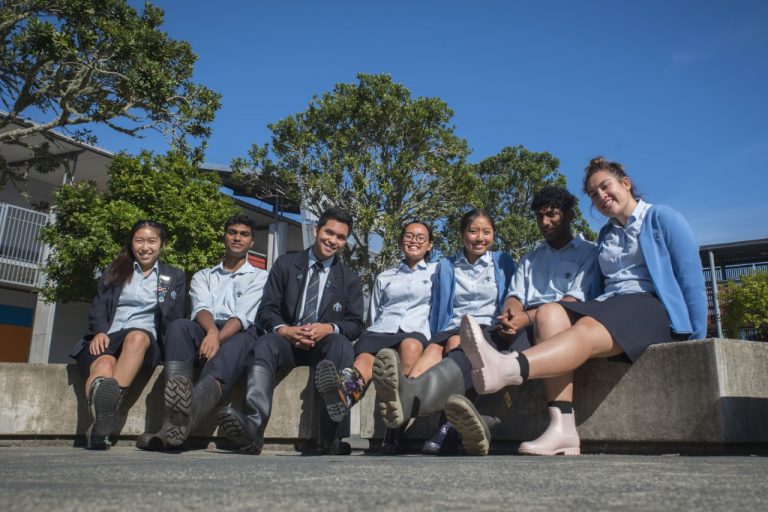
[301,262,324,324]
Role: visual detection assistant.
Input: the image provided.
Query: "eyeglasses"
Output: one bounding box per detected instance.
[402,232,428,243]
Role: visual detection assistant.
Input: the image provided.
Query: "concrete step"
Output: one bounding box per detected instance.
[1,339,766,452]
[358,338,768,451]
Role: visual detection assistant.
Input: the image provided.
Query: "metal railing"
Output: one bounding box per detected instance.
[703,263,768,283]
[0,203,50,288]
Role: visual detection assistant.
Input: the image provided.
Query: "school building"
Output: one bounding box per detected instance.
[0,118,307,364]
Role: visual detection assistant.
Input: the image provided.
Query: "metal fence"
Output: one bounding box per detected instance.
[0,203,50,288]
[703,263,768,282]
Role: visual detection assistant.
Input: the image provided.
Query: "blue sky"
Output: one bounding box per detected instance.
[92,0,768,245]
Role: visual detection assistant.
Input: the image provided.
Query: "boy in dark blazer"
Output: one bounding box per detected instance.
[217,206,364,455]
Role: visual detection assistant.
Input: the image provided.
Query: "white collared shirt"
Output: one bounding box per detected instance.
[368,259,437,339]
[507,235,597,307]
[449,250,497,329]
[108,261,159,337]
[190,259,269,330]
[597,199,656,300]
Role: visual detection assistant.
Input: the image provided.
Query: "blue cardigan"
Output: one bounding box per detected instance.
[594,204,708,339]
[429,250,516,334]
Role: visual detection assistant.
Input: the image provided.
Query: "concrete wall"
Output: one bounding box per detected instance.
[47,301,91,364]
[1,339,767,452]
[357,339,768,450]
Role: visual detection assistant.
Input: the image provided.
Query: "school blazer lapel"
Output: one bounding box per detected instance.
[317,261,341,320]
[292,250,311,321]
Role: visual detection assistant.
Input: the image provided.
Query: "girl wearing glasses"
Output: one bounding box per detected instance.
[69,220,186,450]
[315,221,436,454]
[372,209,516,455]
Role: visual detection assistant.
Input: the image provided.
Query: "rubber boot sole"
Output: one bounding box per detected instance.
[518,444,581,456]
[164,375,192,447]
[217,407,263,454]
[445,395,490,456]
[372,349,405,429]
[314,360,349,422]
[86,378,121,450]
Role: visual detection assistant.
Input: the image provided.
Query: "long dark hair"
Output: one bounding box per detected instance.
[102,220,166,288]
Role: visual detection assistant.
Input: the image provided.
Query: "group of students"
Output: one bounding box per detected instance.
[72,155,707,456]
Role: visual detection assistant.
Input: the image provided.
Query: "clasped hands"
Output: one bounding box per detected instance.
[278,323,333,350]
[495,308,532,338]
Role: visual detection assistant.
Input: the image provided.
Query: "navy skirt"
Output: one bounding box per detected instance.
[558,292,672,362]
[354,330,429,356]
[71,328,160,376]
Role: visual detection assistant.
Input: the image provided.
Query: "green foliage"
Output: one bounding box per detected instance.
[443,146,595,259]
[0,0,221,190]
[233,73,473,289]
[40,151,237,302]
[721,271,768,340]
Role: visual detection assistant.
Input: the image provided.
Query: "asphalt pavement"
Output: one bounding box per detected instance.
[1,444,767,511]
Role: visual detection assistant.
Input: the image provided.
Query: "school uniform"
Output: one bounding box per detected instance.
[560,201,707,362]
[245,247,363,449]
[252,247,364,377]
[70,261,186,374]
[354,259,437,355]
[164,260,269,394]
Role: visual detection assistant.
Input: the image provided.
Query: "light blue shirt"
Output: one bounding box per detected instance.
[190,260,268,330]
[108,261,159,337]
[368,259,437,339]
[597,200,656,300]
[507,235,597,307]
[449,250,497,329]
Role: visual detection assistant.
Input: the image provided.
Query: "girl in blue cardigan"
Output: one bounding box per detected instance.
[372,209,515,454]
[454,156,707,456]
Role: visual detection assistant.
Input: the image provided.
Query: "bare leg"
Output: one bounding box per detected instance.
[443,334,461,353]
[398,338,424,376]
[408,343,444,378]
[353,353,375,384]
[524,314,622,380]
[85,355,116,397]
[112,330,150,388]
[534,303,578,402]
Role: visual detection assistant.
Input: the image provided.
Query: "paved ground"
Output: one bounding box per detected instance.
[1,445,767,511]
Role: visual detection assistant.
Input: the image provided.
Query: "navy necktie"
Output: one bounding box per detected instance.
[301,262,324,324]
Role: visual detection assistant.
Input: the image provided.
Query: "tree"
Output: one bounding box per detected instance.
[233,73,473,289]
[447,146,595,259]
[0,0,221,190]
[40,150,238,302]
[721,271,768,341]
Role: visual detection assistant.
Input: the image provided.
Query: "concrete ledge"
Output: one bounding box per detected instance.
[358,339,768,451]
[1,339,767,452]
[0,363,344,445]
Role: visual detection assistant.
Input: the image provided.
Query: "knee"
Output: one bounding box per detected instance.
[534,303,567,334]
[422,343,443,358]
[122,331,150,355]
[444,335,461,352]
[90,355,115,375]
[399,339,423,360]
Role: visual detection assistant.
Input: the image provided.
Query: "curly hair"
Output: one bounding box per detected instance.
[531,186,577,213]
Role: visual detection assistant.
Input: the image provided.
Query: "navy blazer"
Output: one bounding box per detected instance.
[70,262,186,357]
[257,249,364,340]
